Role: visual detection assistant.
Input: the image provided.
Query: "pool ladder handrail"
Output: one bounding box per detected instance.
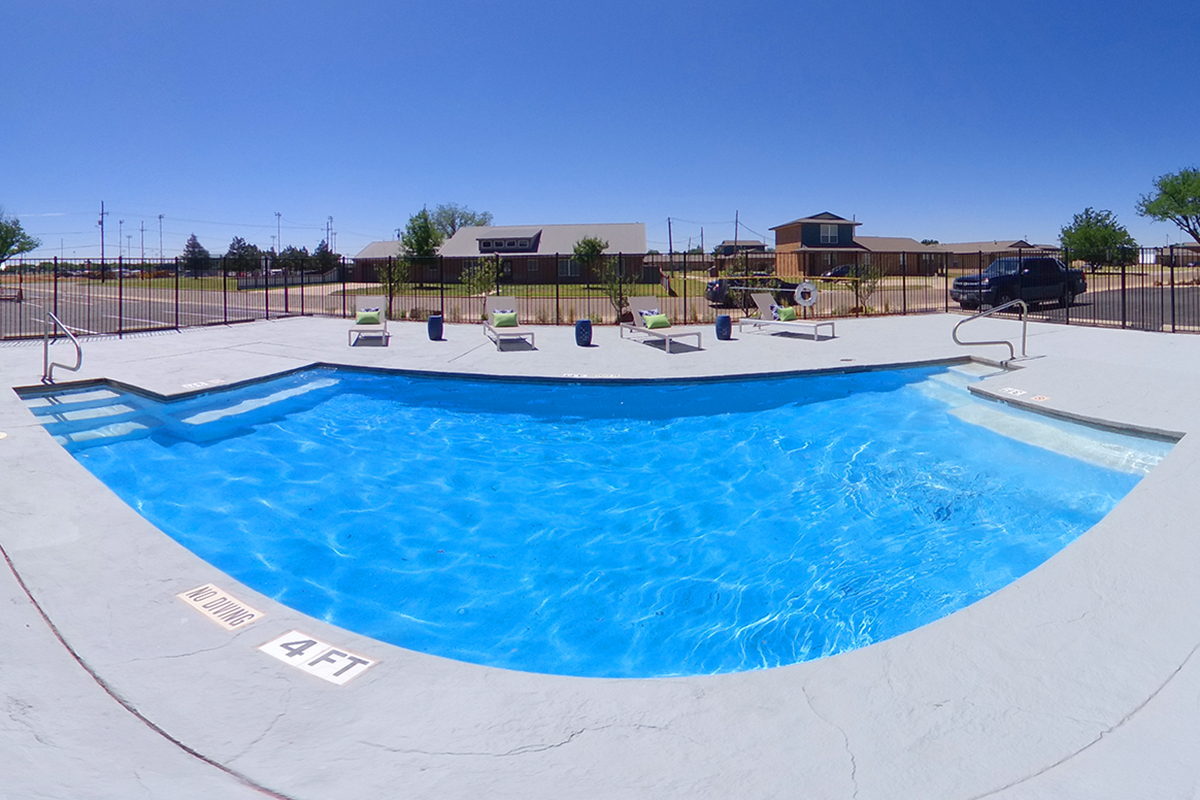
[952,299,1028,363]
[42,310,83,384]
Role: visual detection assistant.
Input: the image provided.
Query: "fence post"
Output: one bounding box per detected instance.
[1120,262,1127,329]
[901,252,907,315]
[683,251,688,322]
[174,257,180,329]
[117,253,124,338]
[52,257,59,320]
[222,258,229,324]
[439,255,445,317]
[555,253,561,325]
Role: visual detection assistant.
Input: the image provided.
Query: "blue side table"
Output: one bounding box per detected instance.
[715,314,732,341]
[427,314,443,341]
[575,318,592,347]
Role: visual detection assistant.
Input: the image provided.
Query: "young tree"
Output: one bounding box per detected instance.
[461,253,500,297]
[401,208,445,258]
[1059,207,1137,267]
[1137,167,1200,244]
[181,233,211,274]
[0,209,41,269]
[430,203,493,239]
[574,237,629,319]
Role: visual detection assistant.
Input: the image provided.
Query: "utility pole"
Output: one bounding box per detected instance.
[118,219,124,260]
[668,217,674,258]
[275,211,281,251]
[158,215,164,261]
[98,201,108,266]
[140,221,145,260]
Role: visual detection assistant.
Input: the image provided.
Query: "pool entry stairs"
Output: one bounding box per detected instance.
[915,362,1169,475]
[20,374,340,450]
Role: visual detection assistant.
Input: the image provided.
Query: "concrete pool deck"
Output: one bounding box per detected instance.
[3,312,1200,799]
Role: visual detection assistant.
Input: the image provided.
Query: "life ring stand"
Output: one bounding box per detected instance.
[794,281,818,307]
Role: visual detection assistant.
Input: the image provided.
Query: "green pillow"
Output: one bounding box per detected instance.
[644,313,670,329]
[777,306,797,322]
[493,311,518,328]
[355,310,381,325]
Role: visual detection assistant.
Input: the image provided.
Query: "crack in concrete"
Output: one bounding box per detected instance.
[121,641,235,662]
[968,639,1200,799]
[5,696,53,748]
[359,722,665,759]
[800,684,859,799]
[227,687,293,765]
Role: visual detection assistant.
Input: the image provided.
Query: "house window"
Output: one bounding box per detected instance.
[526,258,538,274]
[559,258,580,278]
[481,240,492,249]
[518,239,529,248]
[506,240,517,248]
[820,225,838,245]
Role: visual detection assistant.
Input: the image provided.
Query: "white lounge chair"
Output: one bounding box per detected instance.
[740,293,835,340]
[484,296,536,350]
[620,296,702,353]
[348,295,389,345]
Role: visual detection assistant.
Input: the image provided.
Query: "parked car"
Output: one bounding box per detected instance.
[950,257,1086,310]
[820,264,854,278]
[705,277,797,308]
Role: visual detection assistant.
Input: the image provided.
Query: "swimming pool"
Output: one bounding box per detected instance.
[22,362,1173,678]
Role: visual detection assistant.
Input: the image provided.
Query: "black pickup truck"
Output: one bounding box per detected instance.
[950,257,1086,310]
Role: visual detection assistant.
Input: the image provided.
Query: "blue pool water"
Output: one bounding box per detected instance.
[26,364,1172,678]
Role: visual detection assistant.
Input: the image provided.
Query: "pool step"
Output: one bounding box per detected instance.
[22,375,343,449]
[949,402,1169,475]
[165,377,339,441]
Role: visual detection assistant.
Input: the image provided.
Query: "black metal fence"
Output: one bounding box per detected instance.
[2,248,1199,341]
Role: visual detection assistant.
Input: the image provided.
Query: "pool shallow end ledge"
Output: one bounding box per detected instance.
[4,313,1200,800]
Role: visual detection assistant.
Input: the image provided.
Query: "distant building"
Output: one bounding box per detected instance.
[712,239,767,256]
[353,223,647,284]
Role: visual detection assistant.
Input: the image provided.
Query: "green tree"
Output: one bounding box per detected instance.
[224,236,263,273]
[276,245,311,273]
[401,208,444,258]
[430,203,493,239]
[0,209,41,269]
[574,237,629,319]
[378,256,411,319]
[1059,207,1137,267]
[181,233,211,274]
[461,253,500,297]
[313,239,339,272]
[1137,168,1200,244]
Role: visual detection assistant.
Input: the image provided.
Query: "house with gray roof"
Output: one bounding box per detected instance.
[353,223,647,284]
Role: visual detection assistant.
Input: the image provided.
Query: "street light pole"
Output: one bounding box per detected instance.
[158,214,164,261]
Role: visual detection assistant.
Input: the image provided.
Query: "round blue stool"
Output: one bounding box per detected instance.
[427,314,443,341]
[575,318,592,347]
[715,314,732,341]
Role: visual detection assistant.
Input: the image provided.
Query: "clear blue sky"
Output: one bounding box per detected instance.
[4,0,1198,261]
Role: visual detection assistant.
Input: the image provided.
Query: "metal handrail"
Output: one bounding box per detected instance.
[952,299,1028,362]
[42,311,83,384]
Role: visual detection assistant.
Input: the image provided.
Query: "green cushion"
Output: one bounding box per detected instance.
[644,313,670,329]
[777,306,797,322]
[493,311,518,328]
[355,310,381,325]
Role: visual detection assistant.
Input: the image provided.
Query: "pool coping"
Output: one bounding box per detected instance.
[4,313,1200,799]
